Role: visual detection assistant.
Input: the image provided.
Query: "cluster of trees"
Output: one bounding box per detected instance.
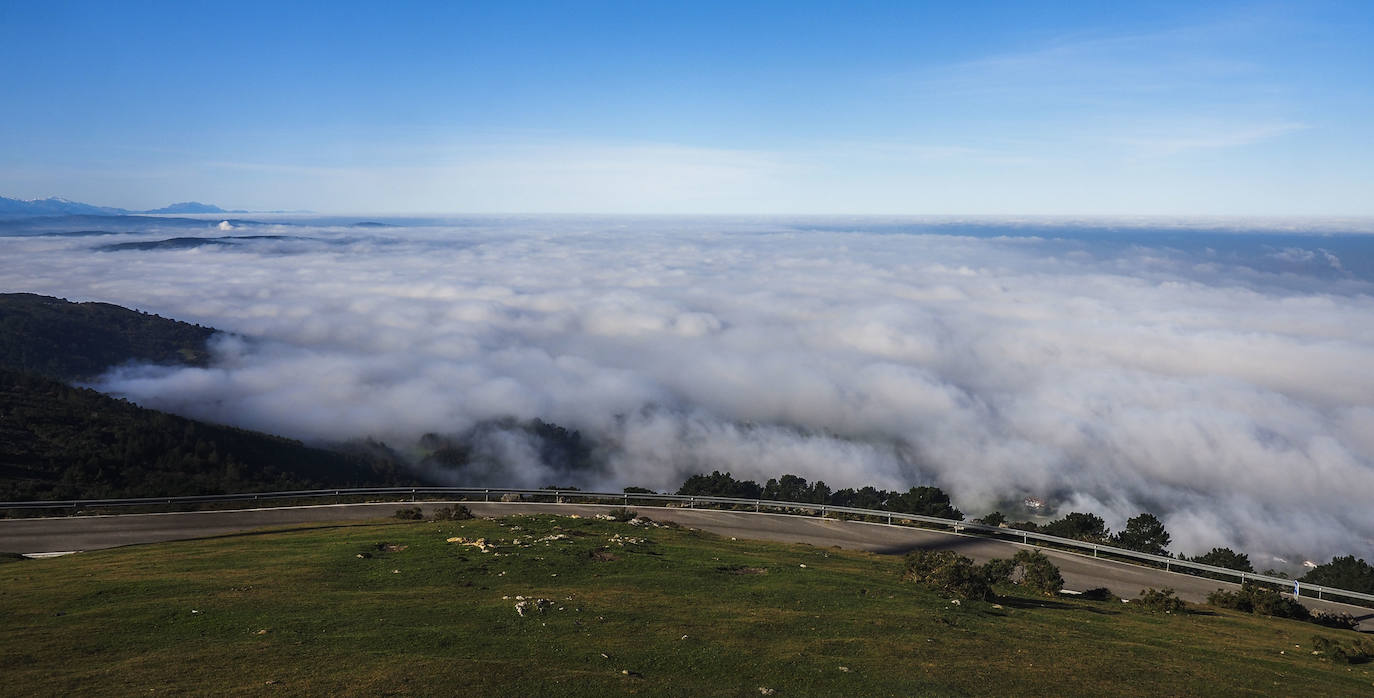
[975,510,1172,556]
[677,470,962,520]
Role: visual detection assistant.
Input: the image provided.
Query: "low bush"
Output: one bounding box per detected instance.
[1310,610,1360,631]
[981,558,1015,585]
[1206,583,1309,621]
[605,507,638,522]
[1079,587,1117,601]
[903,549,992,601]
[1013,550,1065,596]
[432,505,473,521]
[393,507,423,520]
[1311,635,1373,664]
[1136,588,1186,613]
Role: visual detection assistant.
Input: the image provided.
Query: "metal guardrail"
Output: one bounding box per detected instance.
[3,486,1372,606]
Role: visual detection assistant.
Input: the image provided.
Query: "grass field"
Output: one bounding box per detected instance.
[2,512,1371,696]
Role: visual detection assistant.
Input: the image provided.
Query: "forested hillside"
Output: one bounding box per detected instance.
[0,368,410,501]
[0,293,215,381]
[0,293,421,501]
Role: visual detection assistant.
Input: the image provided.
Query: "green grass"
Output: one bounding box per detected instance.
[2,514,1371,696]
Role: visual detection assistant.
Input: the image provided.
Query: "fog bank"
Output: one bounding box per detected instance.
[3,215,1372,565]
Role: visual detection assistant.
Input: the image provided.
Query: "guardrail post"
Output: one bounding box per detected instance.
[1092,545,1097,558]
[624,493,629,504]
[689,497,694,509]
[411,489,416,502]
[1165,560,1170,572]
[484,489,489,502]
[755,501,760,512]
[887,513,892,524]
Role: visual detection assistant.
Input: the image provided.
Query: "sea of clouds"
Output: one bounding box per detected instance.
[3,215,1372,566]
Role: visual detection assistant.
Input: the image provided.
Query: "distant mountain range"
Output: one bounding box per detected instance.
[0,196,306,217]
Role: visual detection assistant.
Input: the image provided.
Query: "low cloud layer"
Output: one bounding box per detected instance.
[3,215,1373,566]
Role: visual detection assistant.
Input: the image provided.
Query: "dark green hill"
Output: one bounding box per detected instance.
[0,293,420,500]
[0,293,215,381]
[0,367,410,501]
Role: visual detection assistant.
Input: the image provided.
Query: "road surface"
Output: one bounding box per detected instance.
[3,500,1369,630]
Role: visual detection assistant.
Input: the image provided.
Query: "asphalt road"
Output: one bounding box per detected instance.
[4,500,1370,630]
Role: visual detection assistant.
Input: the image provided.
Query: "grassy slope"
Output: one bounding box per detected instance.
[2,514,1371,697]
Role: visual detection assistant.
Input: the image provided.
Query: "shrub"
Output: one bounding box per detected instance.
[903,549,992,601]
[1312,635,1374,664]
[432,504,473,521]
[605,507,638,522]
[1079,587,1117,601]
[1136,588,1186,613]
[1310,610,1360,631]
[1013,550,1065,596]
[393,507,423,520]
[974,511,1007,526]
[1206,583,1309,621]
[981,558,1016,585]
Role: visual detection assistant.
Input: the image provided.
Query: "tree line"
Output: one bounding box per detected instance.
[667,470,1374,595]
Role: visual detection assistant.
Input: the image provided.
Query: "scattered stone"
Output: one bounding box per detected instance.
[839,666,850,672]
[681,635,689,640]
[392,569,400,574]
[759,688,776,695]
[600,653,610,659]
[447,537,497,553]
[256,629,269,635]
[514,598,555,616]
[356,552,372,559]
[621,670,643,678]
[799,564,807,568]
[950,599,961,606]
[992,604,1003,609]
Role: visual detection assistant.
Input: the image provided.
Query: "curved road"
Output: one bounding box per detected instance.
[3,500,1370,630]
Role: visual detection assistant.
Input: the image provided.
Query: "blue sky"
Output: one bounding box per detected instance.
[1,1,1371,214]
